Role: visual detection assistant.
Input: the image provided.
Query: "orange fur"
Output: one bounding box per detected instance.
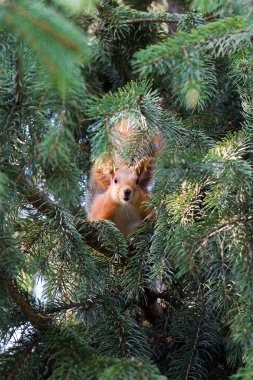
[88,164,153,236]
[87,118,161,236]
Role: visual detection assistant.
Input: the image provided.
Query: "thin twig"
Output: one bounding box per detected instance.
[43,299,94,315]
[123,17,179,24]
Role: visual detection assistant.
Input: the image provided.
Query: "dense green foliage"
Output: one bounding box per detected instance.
[1,0,253,379]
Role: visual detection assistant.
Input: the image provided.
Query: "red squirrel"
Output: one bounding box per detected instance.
[86,118,161,236]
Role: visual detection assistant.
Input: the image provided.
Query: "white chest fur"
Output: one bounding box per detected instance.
[112,202,142,236]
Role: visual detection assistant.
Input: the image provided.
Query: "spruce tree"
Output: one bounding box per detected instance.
[1,0,253,379]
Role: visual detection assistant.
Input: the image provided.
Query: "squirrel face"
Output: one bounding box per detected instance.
[110,166,140,204]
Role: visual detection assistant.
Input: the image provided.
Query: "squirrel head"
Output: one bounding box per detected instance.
[109,159,154,204]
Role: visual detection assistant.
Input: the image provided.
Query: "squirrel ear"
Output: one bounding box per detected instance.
[135,157,155,190]
[109,168,115,178]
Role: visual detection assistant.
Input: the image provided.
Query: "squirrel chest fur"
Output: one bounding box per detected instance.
[112,203,143,236]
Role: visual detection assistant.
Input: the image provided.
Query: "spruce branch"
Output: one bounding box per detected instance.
[0,272,47,330]
[14,53,24,107]
[194,221,235,250]
[4,338,38,380]
[17,176,120,259]
[184,288,206,380]
[123,14,218,25]
[1,0,90,93]
[239,214,253,275]
[133,16,245,89]
[6,4,80,53]
[146,30,246,66]
[95,8,218,31]
[3,45,24,136]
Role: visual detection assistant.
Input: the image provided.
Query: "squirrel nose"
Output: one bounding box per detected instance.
[124,188,132,196]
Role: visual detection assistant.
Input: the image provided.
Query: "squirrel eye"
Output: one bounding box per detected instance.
[114,178,118,184]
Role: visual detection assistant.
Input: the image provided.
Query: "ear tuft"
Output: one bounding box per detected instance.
[135,157,155,191]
